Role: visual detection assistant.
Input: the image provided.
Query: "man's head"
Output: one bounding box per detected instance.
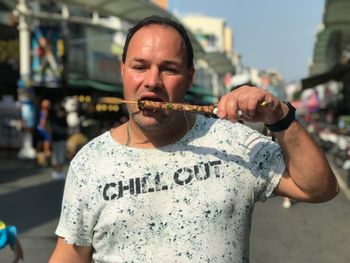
[122,15,194,68]
[121,15,195,131]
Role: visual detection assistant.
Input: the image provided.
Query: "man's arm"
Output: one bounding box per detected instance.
[217,86,339,203]
[49,237,93,263]
[272,117,339,202]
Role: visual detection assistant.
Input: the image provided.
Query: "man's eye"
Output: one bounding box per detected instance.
[133,65,145,71]
[162,67,178,74]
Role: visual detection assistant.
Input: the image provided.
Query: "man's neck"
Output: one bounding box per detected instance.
[126,113,194,148]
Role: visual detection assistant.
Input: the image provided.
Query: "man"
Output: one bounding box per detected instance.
[49,15,338,263]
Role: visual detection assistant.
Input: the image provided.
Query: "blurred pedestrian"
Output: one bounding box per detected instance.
[36,98,51,155]
[49,101,68,180]
[0,220,24,263]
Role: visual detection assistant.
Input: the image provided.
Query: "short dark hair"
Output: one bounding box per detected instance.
[122,15,194,68]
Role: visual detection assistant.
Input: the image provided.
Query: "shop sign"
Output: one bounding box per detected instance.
[85,27,122,85]
[31,26,64,87]
[91,52,121,84]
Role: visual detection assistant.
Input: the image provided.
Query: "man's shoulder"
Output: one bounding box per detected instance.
[193,115,268,148]
[196,115,253,134]
[71,131,113,163]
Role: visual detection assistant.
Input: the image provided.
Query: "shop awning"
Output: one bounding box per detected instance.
[302,62,350,89]
[68,79,123,93]
[53,0,204,57]
[310,0,350,76]
[69,80,219,104]
[189,85,216,97]
[310,25,350,75]
[200,51,235,75]
[324,0,350,26]
[186,85,219,104]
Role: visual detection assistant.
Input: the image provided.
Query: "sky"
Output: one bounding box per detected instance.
[168,0,325,83]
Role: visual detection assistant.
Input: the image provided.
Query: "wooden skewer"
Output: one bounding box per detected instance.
[99,97,216,114]
[99,97,137,105]
[260,101,268,107]
[98,97,269,116]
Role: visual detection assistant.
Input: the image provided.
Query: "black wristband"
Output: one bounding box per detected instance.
[265,102,296,132]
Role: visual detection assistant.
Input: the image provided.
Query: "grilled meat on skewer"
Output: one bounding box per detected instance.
[137,100,217,115]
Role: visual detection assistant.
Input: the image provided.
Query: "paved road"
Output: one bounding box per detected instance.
[0,154,65,263]
[251,193,350,263]
[0,156,349,263]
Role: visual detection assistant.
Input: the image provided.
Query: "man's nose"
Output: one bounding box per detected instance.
[144,67,163,89]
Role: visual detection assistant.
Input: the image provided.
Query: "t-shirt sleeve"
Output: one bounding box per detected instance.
[245,133,285,202]
[55,161,97,246]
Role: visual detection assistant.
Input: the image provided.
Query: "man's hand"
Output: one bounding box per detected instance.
[216,85,288,125]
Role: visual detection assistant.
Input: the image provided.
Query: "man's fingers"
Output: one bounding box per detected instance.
[226,94,239,121]
[217,94,228,118]
[217,87,275,123]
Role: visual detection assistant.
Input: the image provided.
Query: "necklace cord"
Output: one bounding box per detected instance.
[126,120,131,146]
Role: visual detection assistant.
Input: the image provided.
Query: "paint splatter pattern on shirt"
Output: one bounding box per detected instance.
[56,115,284,263]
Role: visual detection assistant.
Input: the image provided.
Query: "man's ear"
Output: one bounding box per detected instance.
[187,65,195,90]
[121,62,125,77]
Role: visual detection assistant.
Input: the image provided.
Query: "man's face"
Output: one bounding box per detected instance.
[121,24,194,130]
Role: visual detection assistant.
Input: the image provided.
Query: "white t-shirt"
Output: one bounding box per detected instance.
[56,115,285,263]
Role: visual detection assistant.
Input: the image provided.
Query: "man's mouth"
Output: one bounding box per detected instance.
[138,97,164,113]
[139,97,164,103]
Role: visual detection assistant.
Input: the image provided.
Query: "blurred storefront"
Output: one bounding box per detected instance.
[0,23,19,97]
[302,0,350,122]
[0,0,241,156]
[301,0,350,187]
[0,8,21,149]
[181,14,236,101]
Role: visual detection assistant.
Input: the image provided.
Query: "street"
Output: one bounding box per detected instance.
[0,155,349,263]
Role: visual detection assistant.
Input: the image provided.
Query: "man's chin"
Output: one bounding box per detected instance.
[132,110,174,131]
[141,108,163,116]
[133,112,163,129]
